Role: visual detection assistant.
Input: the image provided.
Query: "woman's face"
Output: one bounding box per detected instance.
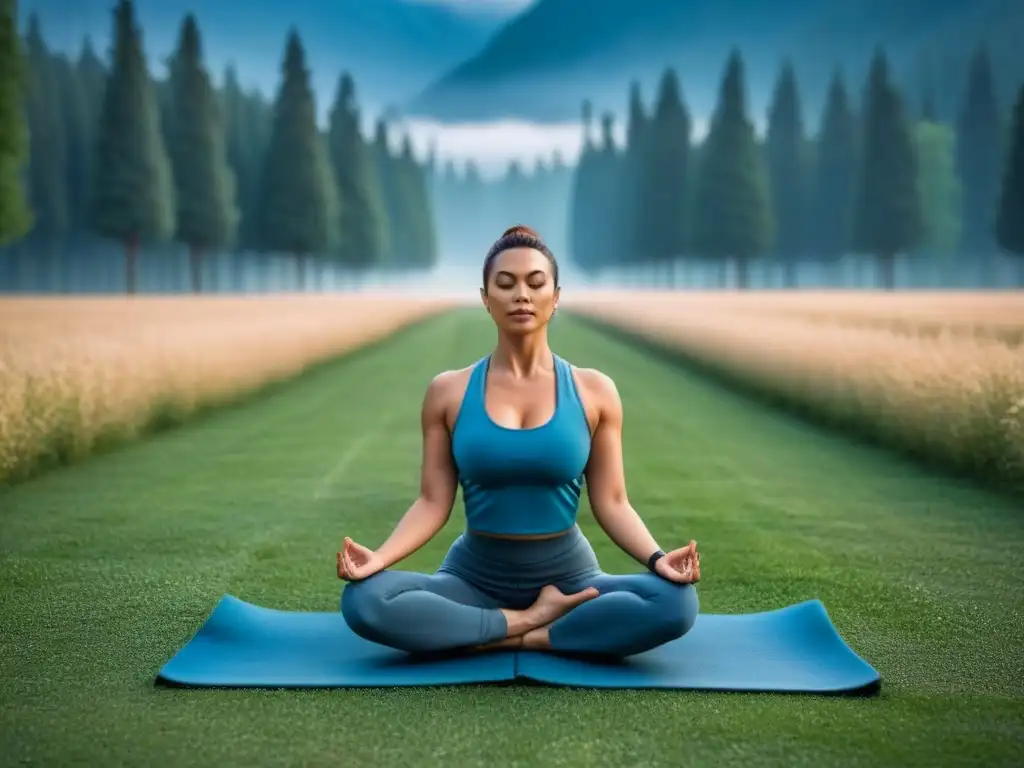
[481,248,559,335]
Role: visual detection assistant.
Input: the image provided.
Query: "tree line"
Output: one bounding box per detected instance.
[0,0,437,293]
[569,45,1024,289]
[430,154,573,269]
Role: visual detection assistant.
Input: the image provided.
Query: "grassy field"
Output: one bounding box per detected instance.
[1,307,1022,767]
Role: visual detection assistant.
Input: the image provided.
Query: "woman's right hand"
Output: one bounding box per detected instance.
[337,536,385,582]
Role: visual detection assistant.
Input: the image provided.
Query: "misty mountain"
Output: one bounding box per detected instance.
[18,0,508,118]
[405,0,1024,128]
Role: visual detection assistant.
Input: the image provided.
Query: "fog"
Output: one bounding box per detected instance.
[392,116,720,178]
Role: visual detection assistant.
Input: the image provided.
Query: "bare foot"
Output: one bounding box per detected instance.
[520,625,552,651]
[527,584,599,628]
[499,585,599,637]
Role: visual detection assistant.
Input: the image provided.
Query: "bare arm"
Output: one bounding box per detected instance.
[582,370,663,566]
[373,373,459,568]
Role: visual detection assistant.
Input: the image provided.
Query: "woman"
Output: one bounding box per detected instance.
[338,225,700,657]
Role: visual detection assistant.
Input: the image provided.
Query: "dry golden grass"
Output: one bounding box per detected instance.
[697,290,1024,346]
[566,290,1024,490]
[0,294,452,486]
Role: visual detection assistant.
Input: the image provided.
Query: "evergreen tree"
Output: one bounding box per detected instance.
[691,49,772,288]
[914,121,962,256]
[90,0,175,294]
[811,68,858,262]
[75,37,106,233]
[462,159,486,260]
[372,117,403,265]
[326,72,387,269]
[568,100,598,270]
[594,112,625,268]
[622,80,647,263]
[254,29,333,289]
[221,67,271,256]
[956,44,1003,258]
[52,53,89,239]
[23,14,68,245]
[642,67,691,272]
[765,60,806,285]
[167,13,236,292]
[0,0,32,243]
[399,134,437,269]
[995,84,1024,260]
[852,48,923,290]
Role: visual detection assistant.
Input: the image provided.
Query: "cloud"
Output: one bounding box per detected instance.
[390,116,713,179]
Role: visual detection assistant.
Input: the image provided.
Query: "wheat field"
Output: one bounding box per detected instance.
[566,290,1024,490]
[0,295,452,486]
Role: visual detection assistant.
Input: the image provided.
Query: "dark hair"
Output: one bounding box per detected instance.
[482,225,559,290]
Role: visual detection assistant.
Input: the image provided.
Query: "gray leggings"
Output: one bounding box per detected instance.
[340,526,699,657]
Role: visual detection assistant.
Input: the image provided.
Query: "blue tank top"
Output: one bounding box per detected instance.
[451,354,592,536]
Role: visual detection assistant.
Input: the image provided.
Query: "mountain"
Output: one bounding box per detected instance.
[17,0,509,118]
[405,0,1024,128]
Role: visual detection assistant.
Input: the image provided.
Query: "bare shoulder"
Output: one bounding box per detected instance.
[569,365,622,422]
[572,366,620,400]
[424,364,477,426]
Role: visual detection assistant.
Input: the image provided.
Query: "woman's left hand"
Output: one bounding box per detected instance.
[654,539,701,584]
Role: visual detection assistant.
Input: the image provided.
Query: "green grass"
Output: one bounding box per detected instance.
[1,307,1022,767]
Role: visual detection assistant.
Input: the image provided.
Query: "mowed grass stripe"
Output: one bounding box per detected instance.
[0,307,1021,767]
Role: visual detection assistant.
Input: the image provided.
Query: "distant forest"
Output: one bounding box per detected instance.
[0,0,1022,292]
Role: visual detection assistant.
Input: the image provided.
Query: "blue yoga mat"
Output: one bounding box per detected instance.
[156,594,880,694]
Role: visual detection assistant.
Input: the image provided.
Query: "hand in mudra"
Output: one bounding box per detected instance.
[337,536,385,582]
[654,539,701,584]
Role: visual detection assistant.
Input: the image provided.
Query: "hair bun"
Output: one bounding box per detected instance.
[502,224,540,239]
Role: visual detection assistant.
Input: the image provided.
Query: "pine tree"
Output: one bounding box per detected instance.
[568,100,598,270]
[254,29,333,289]
[52,53,89,240]
[956,44,1003,257]
[641,67,691,273]
[852,48,923,290]
[594,112,625,268]
[995,84,1024,261]
[90,0,175,294]
[765,60,806,286]
[399,135,437,269]
[811,68,858,263]
[167,13,236,292]
[326,72,387,269]
[691,49,772,288]
[914,121,962,256]
[622,80,647,264]
[23,14,68,245]
[0,0,32,243]
[372,118,403,265]
[75,37,106,233]
[221,67,270,256]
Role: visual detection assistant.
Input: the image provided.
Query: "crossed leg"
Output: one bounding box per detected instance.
[340,569,599,654]
[525,572,699,657]
[341,570,507,653]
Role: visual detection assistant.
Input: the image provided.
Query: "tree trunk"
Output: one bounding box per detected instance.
[189,245,203,293]
[878,251,896,290]
[735,255,749,290]
[124,233,139,295]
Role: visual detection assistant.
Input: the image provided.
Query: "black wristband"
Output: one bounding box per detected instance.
[646,549,666,572]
